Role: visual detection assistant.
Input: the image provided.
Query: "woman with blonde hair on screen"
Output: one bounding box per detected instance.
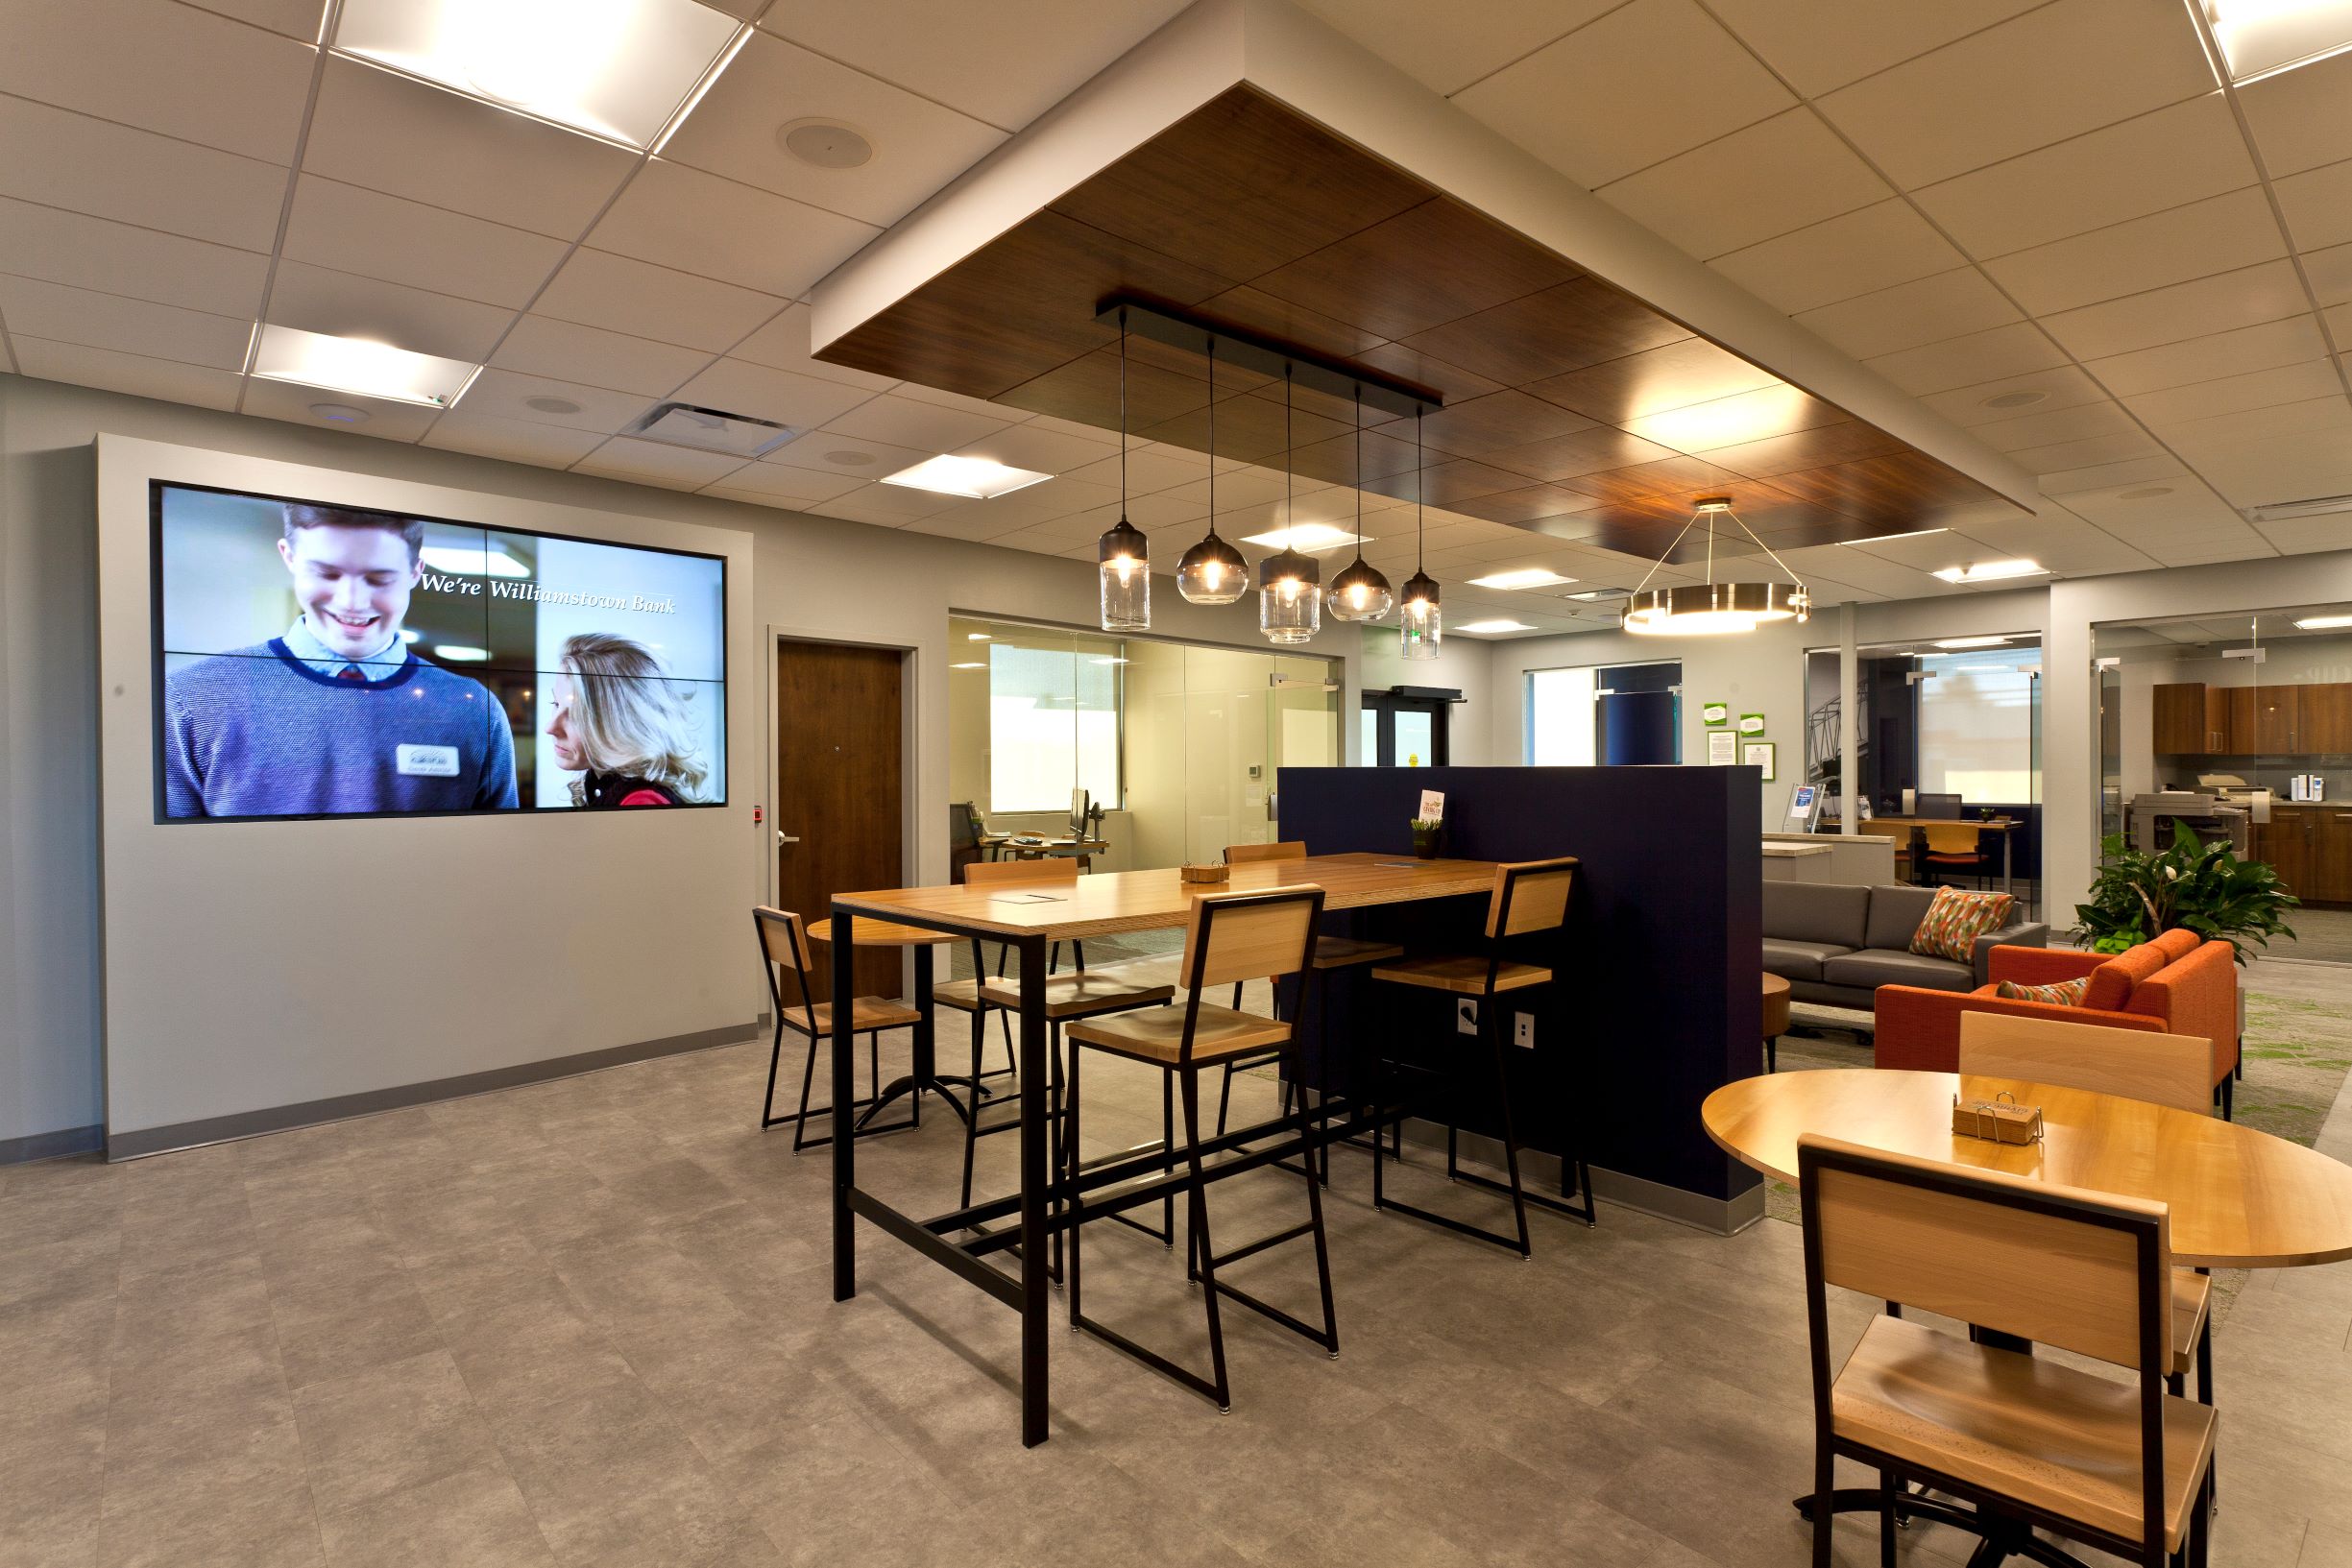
[545,633,710,808]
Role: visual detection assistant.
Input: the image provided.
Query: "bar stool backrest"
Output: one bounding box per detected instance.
[965,856,1079,887]
[751,906,820,1034]
[1484,856,1578,940]
[1184,884,1324,993]
[1958,1013,2211,1115]
[1798,1134,2173,1556]
[1225,840,1306,865]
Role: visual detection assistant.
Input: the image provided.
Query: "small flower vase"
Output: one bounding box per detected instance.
[1411,825,1441,860]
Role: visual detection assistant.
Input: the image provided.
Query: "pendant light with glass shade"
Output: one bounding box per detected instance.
[1095,308,1150,632]
[1258,363,1321,645]
[1326,384,1394,622]
[1620,495,1809,636]
[1398,405,1441,661]
[1175,333,1247,606]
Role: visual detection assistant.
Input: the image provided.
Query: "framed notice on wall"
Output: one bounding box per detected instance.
[1701,702,1729,726]
[1708,730,1736,765]
[1745,741,1776,781]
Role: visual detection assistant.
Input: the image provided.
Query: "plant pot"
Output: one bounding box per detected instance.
[1411,830,1441,860]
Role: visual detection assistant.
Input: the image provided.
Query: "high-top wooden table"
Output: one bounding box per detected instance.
[824,853,1501,1446]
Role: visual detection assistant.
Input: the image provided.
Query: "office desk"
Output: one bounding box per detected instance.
[1836,816,2021,900]
[823,853,1499,1446]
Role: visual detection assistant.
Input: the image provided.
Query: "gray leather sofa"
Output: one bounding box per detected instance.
[1762,882,2049,1010]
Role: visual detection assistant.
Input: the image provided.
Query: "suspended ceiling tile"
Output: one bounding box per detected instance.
[2036,259,2311,362]
[695,459,870,505]
[1863,322,2070,397]
[758,0,1191,133]
[1595,109,1890,262]
[281,176,569,309]
[0,0,313,164]
[301,58,638,241]
[8,336,243,409]
[1293,0,1616,97]
[488,315,712,399]
[2305,241,2352,307]
[2258,514,2352,554]
[589,159,880,300]
[667,358,879,432]
[2156,392,2352,448]
[1062,446,1208,495]
[265,260,516,364]
[0,196,267,318]
[656,32,1006,229]
[1968,398,2143,455]
[532,249,787,354]
[1453,0,1794,189]
[572,436,750,491]
[1978,187,2289,318]
[419,412,608,469]
[1794,267,2023,361]
[241,376,442,441]
[2081,316,2330,397]
[0,97,287,251]
[1706,200,1968,317]
[179,0,322,37]
[2058,476,2240,527]
[1910,94,2255,260]
[2235,48,2352,179]
[2033,453,2191,494]
[821,391,1009,450]
[2006,429,2166,475]
[730,303,899,391]
[1702,0,2047,97]
[2275,157,2352,252]
[455,369,651,434]
[1813,0,2216,190]
[761,430,933,479]
[2120,360,2346,427]
[0,276,250,370]
[952,421,1118,475]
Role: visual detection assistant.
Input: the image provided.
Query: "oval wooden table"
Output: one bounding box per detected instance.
[1703,1067,2352,1268]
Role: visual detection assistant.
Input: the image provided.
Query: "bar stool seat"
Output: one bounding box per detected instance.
[1308,935,1403,969]
[1067,1004,1289,1065]
[932,977,987,1013]
[807,996,923,1033]
[978,964,1174,1018]
[1370,954,1551,994]
[2171,1266,2211,1380]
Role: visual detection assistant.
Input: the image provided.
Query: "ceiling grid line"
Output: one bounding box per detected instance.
[230,0,340,414]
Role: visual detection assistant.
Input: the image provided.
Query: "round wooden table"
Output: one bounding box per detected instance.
[1703,1067,2352,1268]
[1759,974,1789,1073]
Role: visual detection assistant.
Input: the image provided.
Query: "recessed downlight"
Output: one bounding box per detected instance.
[1979,390,2048,410]
[778,118,874,168]
[525,395,583,415]
[308,402,370,423]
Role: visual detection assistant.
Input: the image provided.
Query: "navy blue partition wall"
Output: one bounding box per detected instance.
[1278,765,1762,1215]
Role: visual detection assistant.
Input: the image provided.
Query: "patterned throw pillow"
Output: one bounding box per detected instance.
[1994,976,2089,1006]
[1908,885,2017,961]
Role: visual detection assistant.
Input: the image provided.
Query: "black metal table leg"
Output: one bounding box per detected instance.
[1016,932,1050,1448]
[831,909,857,1303]
[859,942,979,1127]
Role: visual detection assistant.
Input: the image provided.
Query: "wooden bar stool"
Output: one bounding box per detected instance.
[1064,883,1339,1412]
[750,907,921,1151]
[1219,841,1399,1179]
[1368,856,1591,1256]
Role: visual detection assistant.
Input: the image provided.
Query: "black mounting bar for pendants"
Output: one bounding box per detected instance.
[1094,296,1443,421]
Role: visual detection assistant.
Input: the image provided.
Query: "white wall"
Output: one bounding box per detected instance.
[0,372,1378,1151]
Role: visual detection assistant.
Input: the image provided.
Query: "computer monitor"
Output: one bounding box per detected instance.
[1070,787,1090,837]
[1916,792,1962,820]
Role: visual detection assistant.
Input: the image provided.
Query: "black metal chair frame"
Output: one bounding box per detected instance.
[1370,860,1594,1257]
[1066,885,1340,1413]
[752,907,915,1151]
[1796,1139,2212,1568]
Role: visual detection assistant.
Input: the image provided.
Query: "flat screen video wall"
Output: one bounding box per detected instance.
[150,481,727,821]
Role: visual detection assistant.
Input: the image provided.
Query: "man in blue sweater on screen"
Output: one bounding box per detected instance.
[163,502,519,819]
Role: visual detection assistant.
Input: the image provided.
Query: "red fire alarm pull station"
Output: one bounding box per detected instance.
[752,805,764,824]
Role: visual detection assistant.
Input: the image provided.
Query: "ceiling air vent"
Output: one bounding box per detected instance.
[626,401,796,458]
[2243,493,2352,523]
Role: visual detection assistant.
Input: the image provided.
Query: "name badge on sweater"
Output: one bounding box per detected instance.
[397,744,459,778]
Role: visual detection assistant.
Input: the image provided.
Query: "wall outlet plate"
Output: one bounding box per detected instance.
[1456,999,1478,1035]
[1514,1013,1534,1049]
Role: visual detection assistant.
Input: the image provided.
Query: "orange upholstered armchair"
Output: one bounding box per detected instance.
[1874,928,2243,1115]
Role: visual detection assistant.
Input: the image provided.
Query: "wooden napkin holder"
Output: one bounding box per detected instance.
[1179,863,1230,885]
[1952,1092,2044,1146]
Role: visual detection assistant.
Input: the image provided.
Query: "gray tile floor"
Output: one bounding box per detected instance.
[5,963,2350,1567]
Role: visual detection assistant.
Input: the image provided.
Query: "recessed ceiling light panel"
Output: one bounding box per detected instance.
[881,455,1051,498]
[251,325,479,407]
[1240,523,1365,552]
[1932,559,2049,584]
[2204,0,2352,83]
[1455,618,1536,635]
[2244,492,2352,522]
[1931,636,2012,649]
[1467,567,1578,591]
[330,0,746,150]
[2292,614,2352,630]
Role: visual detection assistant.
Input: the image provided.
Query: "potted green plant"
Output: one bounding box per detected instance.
[1410,816,1443,860]
[2072,823,2298,965]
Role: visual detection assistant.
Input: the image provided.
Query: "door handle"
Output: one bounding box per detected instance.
[777,831,801,844]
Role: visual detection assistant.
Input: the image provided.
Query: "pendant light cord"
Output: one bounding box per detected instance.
[1351,385,1366,570]
[1415,405,1425,574]
[1117,309,1128,512]
[1283,363,1295,550]
[1205,333,1216,533]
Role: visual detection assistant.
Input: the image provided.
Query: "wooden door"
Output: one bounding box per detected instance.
[2301,683,2352,754]
[775,640,905,1001]
[2257,812,2314,902]
[2313,810,2352,904]
[2151,684,2212,755]
[2226,686,2297,753]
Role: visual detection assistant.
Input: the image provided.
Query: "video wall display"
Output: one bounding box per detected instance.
[150,481,727,821]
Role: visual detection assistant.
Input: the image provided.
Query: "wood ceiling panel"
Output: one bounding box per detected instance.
[812,84,2018,548]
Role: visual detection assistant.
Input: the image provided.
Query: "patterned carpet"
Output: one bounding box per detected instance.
[1760,977,2352,1325]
